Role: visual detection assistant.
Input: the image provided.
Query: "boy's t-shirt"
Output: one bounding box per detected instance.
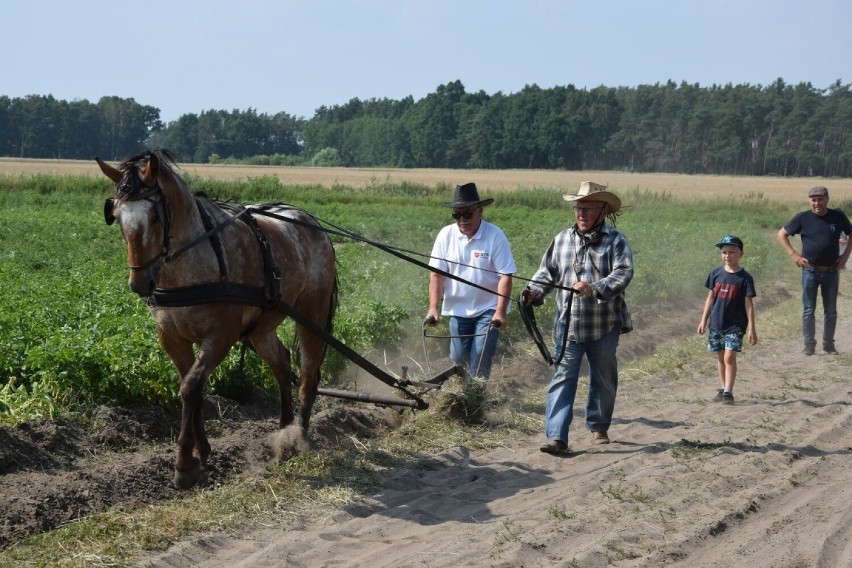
[704,267,757,333]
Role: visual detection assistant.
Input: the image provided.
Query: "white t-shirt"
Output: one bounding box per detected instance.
[428,220,517,317]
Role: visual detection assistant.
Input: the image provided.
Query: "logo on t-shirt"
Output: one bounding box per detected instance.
[473,250,490,260]
[713,282,740,300]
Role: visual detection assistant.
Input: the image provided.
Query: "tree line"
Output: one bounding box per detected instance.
[1,78,850,177]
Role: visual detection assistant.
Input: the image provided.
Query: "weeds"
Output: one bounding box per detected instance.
[599,469,655,506]
[548,503,575,520]
[669,438,734,459]
[789,468,818,487]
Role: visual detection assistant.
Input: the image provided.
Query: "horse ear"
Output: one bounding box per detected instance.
[142,152,159,186]
[96,157,123,183]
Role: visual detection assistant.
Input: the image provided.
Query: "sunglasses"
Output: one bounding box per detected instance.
[452,211,476,220]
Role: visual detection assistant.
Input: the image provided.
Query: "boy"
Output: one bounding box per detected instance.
[697,235,758,404]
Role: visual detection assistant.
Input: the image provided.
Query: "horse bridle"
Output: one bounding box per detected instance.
[105,178,254,283]
[104,180,172,273]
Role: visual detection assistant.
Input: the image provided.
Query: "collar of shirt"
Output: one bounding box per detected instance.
[455,222,484,240]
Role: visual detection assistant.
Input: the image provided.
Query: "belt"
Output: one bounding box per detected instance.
[810,265,835,272]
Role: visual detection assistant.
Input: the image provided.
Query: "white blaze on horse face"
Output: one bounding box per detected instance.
[119,201,163,248]
[119,199,163,293]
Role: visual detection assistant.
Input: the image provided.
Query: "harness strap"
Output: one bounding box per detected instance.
[194,199,229,279]
[240,211,281,306]
[164,203,248,264]
[150,282,267,307]
[152,204,282,343]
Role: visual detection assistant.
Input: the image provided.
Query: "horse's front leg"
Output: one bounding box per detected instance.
[161,331,230,489]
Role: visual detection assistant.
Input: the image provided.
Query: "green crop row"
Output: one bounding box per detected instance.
[0,174,798,423]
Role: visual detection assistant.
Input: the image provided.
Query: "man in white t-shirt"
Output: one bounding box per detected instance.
[425,183,516,379]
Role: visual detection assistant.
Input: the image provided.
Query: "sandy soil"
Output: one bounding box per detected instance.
[3,286,852,567]
[140,299,852,568]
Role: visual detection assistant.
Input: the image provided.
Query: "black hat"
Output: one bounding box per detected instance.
[715,235,744,250]
[444,183,494,208]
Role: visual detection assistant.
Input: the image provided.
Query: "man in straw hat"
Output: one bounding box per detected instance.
[777,185,852,355]
[425,182,517,380]
[522,181,633,454]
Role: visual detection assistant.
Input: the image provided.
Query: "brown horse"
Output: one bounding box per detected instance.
[97,149,337,489]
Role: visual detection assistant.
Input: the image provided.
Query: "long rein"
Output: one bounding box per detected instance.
[127,190,566,369]
[249,207,574,367]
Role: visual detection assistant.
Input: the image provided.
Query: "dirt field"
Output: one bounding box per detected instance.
[2,157,851,203]
[2,286,852,566]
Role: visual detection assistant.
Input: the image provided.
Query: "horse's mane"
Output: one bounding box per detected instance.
[115,149,182,200]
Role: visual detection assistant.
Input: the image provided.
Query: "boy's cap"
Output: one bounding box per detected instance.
[808,185,829,197]
[715,235,744,250]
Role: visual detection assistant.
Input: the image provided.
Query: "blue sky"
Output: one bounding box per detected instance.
[3,0,849,123]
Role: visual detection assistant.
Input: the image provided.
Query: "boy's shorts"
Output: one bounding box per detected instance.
[707,329,744,352]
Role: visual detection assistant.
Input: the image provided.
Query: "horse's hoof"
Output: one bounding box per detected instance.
[173,464,202,489]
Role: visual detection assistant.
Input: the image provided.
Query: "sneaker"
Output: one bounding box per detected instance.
[591,431,610,445]
[539,440,569,455]
[713,389,724,402]
[803,345,816,356]
[824,346,839,355]
[722,392,734,405]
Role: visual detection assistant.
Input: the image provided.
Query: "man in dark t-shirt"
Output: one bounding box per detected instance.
[778,185,852,355]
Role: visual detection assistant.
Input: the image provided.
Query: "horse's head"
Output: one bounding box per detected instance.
[98,151,170,298]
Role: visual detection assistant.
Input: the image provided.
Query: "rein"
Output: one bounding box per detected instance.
[518,291,553,366]
[112,181,566,396]
[163,203,248,265]
[248,207,578,367]
[517,288,574,367]
[247,206,572,301]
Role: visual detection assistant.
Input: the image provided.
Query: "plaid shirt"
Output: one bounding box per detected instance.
[529,223,634,343]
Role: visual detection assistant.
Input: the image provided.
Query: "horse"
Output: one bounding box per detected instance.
[97,149,337,489]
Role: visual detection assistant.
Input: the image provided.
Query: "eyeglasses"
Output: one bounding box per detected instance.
[452,211,475,220]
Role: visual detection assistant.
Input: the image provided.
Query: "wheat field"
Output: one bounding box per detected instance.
[2,157,850,204]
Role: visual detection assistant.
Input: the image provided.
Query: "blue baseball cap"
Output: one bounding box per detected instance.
[715,235,743,250]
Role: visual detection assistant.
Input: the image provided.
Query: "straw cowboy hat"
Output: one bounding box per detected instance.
[444,182,494,208]
[563,181,622,211]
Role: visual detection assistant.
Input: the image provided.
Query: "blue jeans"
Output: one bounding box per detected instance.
[545,327,620,444]
[449,309,499,379]
[802,268,839,349]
